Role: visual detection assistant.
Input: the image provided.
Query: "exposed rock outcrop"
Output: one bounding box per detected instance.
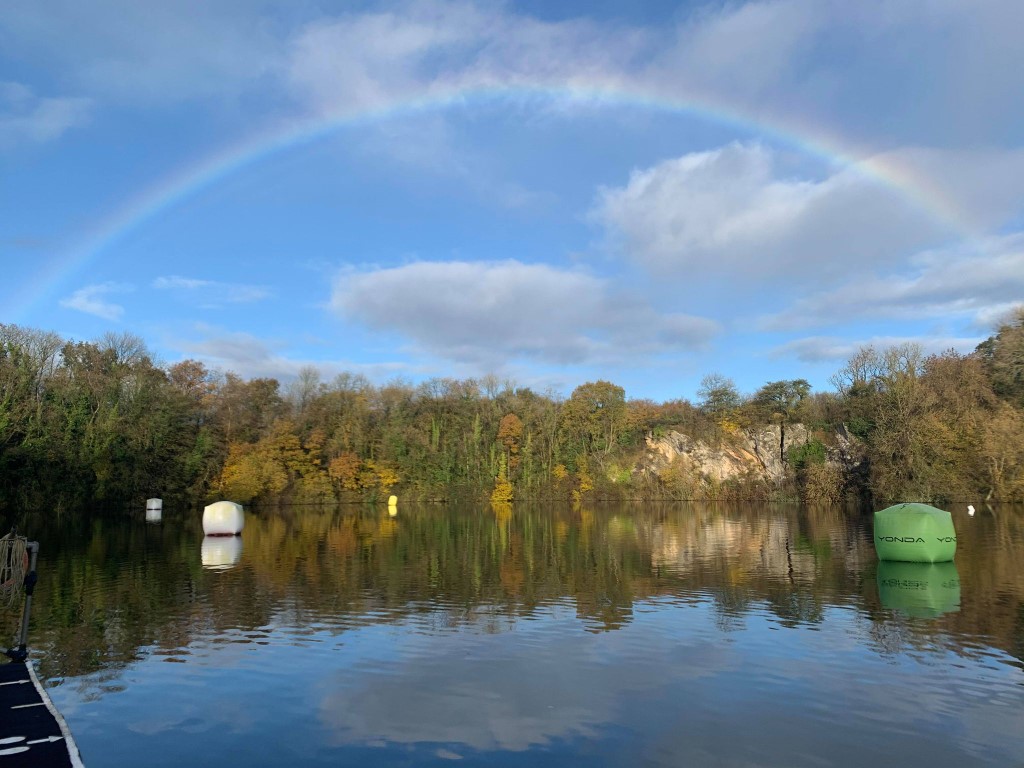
[641,424,856,486]
[643,430,761,483]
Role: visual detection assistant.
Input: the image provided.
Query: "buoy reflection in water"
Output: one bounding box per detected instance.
[202,535,242,570]
[877,560,961,618]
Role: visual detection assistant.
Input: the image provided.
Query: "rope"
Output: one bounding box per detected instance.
[0,530,29,608]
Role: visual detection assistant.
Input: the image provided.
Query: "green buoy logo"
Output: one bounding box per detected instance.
[876,536,925,543]
[875,536,956,543]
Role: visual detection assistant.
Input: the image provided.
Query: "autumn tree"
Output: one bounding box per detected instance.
[497,413,524,471]
[491,453,514,505]
[981,404,1024,500]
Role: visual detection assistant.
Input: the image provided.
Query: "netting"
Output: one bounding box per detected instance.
[1,531,29,609]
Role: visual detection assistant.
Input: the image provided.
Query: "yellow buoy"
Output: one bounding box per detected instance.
[388,495,398,506]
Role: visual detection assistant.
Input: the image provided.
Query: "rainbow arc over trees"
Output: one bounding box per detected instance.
[15,82,973,320]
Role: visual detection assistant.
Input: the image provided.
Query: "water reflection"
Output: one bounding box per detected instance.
[1,502,1019,678]
[2,502,1022,767]
[201,536,242,571]
[877,561,961,618]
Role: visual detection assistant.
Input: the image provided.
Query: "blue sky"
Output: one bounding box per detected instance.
[2,0,1023,401]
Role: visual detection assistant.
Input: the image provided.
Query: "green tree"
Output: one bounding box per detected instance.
[977,307,1024,406]
[697,373,740,419]
[752,378,810,461]
[559,380,627,462]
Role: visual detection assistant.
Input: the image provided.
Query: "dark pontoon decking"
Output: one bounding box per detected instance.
[1,661,84,767]
[3,532,83,766]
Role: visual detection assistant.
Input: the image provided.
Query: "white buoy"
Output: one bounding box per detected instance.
[201,536,242,570]
[203,500,244,536]
[967,504,975,516]
[145,498,163,523]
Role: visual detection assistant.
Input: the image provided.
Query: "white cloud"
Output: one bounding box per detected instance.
[650,0,825,103]
[152,276,208,291]
[867,146,1024,234]
[645,0,1024,148]
[771,335,984,365]
[175,326,411,382]
[593,142,949,282]
[59,282,132,320]
[2,0,1021,157]
[330,260,719,367]
[0,81,90,147]
[970,302,1024,333]
[152,275,271,304]
[285,1,647,115]
[761,234,1024,331]
[281,0,1024,154]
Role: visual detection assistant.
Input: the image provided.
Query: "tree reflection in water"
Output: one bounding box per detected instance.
[2,502,1022,686]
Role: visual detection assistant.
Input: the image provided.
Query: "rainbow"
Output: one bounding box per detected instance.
[14,82,973,320]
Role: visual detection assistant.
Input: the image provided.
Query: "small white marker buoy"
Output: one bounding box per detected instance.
[146,497,163,523]
[967,504,975,516]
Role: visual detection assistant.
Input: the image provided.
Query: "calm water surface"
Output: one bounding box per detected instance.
[2,503,1023,767]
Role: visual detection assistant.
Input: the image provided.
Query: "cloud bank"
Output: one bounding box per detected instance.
[331,260,719,367]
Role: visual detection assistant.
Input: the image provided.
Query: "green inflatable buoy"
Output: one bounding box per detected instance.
[874,503,956,562]
[877,561,961,617]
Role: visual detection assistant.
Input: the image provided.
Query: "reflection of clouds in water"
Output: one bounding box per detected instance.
[738,634,1024,766]
[318,608,738,751]
[127,713,213,737]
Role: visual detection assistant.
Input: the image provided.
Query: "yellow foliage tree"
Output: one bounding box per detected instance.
[217,440,288,503]
[367,460,400,492]
[575,455,594,499]
[491,454,513,505]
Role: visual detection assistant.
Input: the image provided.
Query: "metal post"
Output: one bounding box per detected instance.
[7,540,38,663]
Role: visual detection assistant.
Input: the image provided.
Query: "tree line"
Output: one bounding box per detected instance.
[1,310,1022,510]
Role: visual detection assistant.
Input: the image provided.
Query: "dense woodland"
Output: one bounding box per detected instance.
[1,310,1023,510]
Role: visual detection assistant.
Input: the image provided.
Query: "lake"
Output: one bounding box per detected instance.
[2,502,1023,767]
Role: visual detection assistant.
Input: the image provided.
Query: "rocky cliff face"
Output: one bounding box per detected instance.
[642,423,845,485]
